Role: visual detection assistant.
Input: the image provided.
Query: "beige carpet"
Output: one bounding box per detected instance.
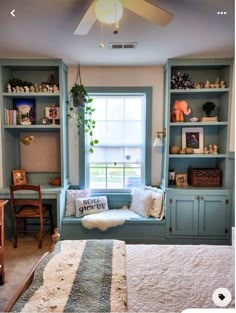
[0,236,51,312]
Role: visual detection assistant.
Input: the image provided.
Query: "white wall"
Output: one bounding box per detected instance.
[68,65,164,186]
[67,64,235,186]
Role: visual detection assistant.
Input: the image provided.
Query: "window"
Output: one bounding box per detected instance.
[79,87,152,191]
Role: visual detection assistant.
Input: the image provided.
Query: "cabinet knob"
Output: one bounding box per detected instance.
[225,228,228,234]
[195,196,199,200]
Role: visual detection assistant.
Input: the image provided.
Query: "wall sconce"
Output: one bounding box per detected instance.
[153,128,166,147]
[21,135,35,145]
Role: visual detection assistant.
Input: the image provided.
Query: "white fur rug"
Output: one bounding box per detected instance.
[126,244,235,312]
[81,207,141,231]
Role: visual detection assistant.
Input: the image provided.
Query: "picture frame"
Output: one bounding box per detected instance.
[175,174,188,187]
[12,169,27,185]
[182,127,203,153]
[13,98,35,125]
[45,106,60,120]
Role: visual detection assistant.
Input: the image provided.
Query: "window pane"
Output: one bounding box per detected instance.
[107,98,124,120]
[125,98,142,120]
[89,166,106,188]
[87,93,145,190]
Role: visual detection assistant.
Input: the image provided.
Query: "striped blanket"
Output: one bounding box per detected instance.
[11,240,127,313]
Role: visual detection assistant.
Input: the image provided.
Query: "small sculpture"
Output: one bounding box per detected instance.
[213,144,218,154]
[53,84,59,92]
[30,85,35,92]
[209,144,214,154]
[214,78,220,88]
[24,86,29,93]
[203,147,209,154]
[220,80,225,88]
[204,80,210,88]
[170,100,191,122]
[7,83,12,92]
[34,84,39,92]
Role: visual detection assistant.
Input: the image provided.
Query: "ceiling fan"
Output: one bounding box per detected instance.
[74,0,173,35]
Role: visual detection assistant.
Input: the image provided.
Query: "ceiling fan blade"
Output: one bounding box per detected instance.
[124,0,173,27]
[73,1,96,35]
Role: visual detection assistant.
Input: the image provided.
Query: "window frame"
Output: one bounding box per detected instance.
[79,87,152,191]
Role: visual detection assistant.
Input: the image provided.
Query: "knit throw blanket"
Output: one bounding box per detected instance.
[11,240,127,313]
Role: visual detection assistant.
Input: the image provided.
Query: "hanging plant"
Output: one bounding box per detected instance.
[68,64,99,153]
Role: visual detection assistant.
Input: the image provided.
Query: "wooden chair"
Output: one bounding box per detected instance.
[9,185,54,249]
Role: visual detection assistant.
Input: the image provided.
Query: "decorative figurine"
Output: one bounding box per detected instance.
[203,147,209,154]
[204,80,210,88]
[34,84,39,92]
[214,78,220,88]
[213,144,218,154]
[170,100,191,122]
[30,85,35,92]
[7,83,12,92]
[209,144,214,154]
[24,86,29,93]
[53,84,59,92]
[220,80,226,88]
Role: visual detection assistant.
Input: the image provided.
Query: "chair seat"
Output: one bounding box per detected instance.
[16,204,51,217]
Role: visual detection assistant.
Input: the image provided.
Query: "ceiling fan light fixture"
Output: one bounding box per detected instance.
[95,0,123,24]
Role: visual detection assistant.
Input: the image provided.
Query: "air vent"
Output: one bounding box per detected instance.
[109,42,137,49]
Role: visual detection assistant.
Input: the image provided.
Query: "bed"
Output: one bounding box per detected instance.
[7,240,235,313]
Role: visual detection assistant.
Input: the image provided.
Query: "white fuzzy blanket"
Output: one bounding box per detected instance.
[81,207,141,231]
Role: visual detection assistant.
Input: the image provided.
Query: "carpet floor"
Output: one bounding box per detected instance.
[0,236,52,312]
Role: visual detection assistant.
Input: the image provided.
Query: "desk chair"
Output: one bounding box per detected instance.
[9,184,54,249]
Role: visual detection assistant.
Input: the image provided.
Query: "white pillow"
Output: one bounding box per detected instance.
[129,188,153,217]
[75,196,109,217]
[149,190,164,218]
[65,189,90,216]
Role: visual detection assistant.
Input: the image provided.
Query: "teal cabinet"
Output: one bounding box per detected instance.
[166,190,230,241]
[198,195,229,237]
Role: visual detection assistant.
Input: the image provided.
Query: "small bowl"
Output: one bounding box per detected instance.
[190,117,198,122]
[186,147,194,154]
[170,146,180,154]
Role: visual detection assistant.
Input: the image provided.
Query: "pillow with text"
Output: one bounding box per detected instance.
[75,196,109,217]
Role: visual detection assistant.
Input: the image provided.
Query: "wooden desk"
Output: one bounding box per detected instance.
[0,200,8,285]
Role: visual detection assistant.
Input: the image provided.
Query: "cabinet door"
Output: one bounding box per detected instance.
[170,195,198,236]
[198,196,229,237]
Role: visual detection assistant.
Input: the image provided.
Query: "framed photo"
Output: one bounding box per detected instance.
[182,127,203,153]
[45,106,60,121]
[12,170,27,185]
[175,174,188,187]
[14,98,35,125]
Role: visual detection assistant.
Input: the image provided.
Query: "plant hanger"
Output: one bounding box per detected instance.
[68,64,99,153]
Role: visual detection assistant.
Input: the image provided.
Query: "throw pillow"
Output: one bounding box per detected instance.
[149,190,164,218]
[75,196,109,217]
[65,189,90,216]
[129,188,153,217]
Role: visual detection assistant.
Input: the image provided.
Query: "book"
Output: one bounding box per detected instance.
[200,116,218,122]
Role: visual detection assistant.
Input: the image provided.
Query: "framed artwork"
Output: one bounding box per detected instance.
[13,98,35,125]
[45,106,60,121]
[182,127,203,153]
[12,170,27,185]
[175,174,188,187]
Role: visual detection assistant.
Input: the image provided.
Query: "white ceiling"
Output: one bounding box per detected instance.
[0,0,234,66]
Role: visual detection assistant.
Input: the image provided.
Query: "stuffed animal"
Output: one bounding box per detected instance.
[170,100,191,122]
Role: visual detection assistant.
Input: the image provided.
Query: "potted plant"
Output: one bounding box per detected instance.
[68,65,98,153]
[202,101,216,117]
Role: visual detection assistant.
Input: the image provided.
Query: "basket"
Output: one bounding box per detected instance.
[188,167,222,187]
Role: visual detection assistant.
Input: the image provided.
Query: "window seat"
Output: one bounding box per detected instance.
[61,192,166,244]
